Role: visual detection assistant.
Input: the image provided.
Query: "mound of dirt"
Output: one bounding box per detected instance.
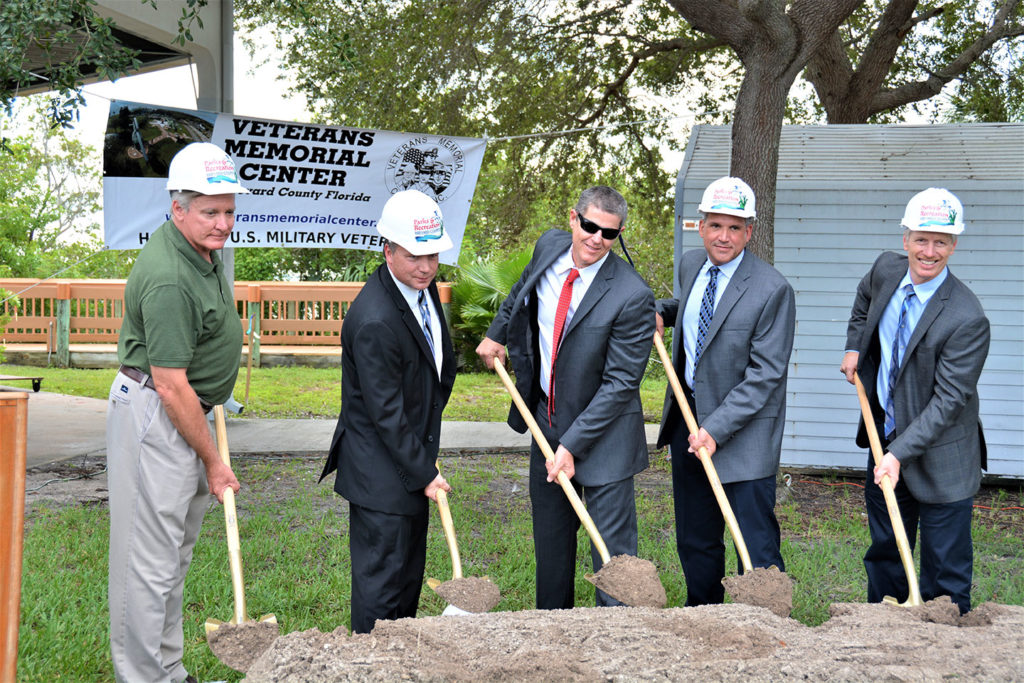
[243,600,1023,681]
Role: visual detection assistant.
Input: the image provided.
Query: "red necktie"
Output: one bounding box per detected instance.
[548,268,580,425]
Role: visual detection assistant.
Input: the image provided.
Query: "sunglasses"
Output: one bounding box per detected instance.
[576,212,622,240]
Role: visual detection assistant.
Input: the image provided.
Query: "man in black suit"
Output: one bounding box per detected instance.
[320,189,457,633]
[841,188,990,614]
[477,186,655,608]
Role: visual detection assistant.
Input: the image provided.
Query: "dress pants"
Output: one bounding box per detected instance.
[107,371,209,683]
[348,502,428,633]
[529,399,638,609]
[863,453,974,614]
[669,418,783,606]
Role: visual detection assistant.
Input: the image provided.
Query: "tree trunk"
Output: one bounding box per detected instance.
[729,58,796,265]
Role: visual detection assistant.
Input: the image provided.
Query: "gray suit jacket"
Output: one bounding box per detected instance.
[656,249,795,484]
[486,229,655,487]
[845,251,989,504]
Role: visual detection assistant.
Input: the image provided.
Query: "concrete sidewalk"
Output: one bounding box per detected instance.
[7,387,662,468]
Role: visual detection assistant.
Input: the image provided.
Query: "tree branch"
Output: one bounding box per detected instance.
[578,35,726,125]
[870,1,1024,115]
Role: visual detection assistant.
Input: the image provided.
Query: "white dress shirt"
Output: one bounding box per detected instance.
[387,266,442,378]
[537,248,609,396]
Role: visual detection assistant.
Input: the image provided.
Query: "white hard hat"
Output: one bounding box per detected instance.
[165,142,249,195]
[698,176,756,219]
[376,190,453,255]
[901,188,964,235]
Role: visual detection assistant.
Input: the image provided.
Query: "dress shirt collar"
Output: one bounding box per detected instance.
[700,249,744,281]
[899,267,947,305]
[554,247,609,287]
[386,264,432,312]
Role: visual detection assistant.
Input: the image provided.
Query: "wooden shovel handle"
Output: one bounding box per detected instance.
[434,462,463,579]
[653,333,753,572]
[492,362,611,563]
[852,373,923,605]
[213,405,247,624]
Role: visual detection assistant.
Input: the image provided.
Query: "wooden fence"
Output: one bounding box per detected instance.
[0,279,451,367]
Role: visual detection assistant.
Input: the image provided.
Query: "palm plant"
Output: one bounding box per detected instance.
[450,247,533,368]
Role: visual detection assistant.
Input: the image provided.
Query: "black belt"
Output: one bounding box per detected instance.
[119,365,214,414]
[119,365,155,389]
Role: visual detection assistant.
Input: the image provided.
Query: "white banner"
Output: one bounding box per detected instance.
[102,100,486,264]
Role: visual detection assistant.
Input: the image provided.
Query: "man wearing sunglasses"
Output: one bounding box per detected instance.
[654,176,795,608]
[477,186,655,609]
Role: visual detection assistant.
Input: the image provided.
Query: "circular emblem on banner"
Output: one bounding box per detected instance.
[385,137,466,202]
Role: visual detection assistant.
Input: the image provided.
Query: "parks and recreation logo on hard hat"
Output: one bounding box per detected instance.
[914,198,958,229]
[203,157,241,186]
[385,136,466,202]
[707,182,750,213]
[413,209,446,243]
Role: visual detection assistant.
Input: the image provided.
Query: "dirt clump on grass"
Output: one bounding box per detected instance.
[585,554,667,608]
[207,620,280,673]
[722,565,793,617]
[434,577,502,613]
[243,600,1024,681]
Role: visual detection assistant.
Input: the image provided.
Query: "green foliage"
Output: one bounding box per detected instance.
[235,247,384,282]
[234,0,679,284]
[1,0,212,140]
[0,102,133,279]
[0,0,140,138]
[450,246,532,367]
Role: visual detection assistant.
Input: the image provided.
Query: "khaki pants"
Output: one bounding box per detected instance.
[107,371,209,683]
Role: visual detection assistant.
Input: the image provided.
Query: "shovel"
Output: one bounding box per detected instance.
[853,372,924,607]
[426,461,502,613]
[653,332,792,617]
[204,405,279,672]
[492,361,666,608]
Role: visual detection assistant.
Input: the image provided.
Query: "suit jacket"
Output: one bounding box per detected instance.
[656,249,796,484]
[320,264,456,516]
[486,229,655,487]
[845,251,989,504]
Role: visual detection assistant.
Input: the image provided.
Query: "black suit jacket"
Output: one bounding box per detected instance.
[486,229,655,487]
[845,251,989,504]
[320,264,456,515]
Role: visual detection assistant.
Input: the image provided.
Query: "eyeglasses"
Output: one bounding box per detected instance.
[576,211,622,240]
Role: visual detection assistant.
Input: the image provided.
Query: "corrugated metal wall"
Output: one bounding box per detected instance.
[674,123,1023,479]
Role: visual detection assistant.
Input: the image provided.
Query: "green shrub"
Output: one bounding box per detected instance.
[450,247,533,368]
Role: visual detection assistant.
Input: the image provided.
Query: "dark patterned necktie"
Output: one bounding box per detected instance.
[693,266,720,369]
[884,284,916,437]
[418,290,435,356]
[548,268,580,425]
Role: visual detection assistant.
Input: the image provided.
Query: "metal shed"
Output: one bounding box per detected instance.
[674,123,1023,479]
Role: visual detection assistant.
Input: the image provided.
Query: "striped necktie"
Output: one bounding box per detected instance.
[418,290,435,356]
[693,266,720,369]
[884,284,916,437]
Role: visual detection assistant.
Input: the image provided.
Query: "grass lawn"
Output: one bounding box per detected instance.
[15,453,1024,681]
[7,362,1024,680]
[0,362,671,422]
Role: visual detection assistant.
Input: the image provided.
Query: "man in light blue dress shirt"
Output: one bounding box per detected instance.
[841,188,990,614]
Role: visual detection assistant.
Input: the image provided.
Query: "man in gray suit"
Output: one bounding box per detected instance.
[841,187,989,614]
[477,186,655,608]
[655,177,795,606]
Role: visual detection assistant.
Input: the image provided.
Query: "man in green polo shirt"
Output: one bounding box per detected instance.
[107,142,248,683]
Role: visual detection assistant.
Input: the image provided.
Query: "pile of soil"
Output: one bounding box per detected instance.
[244,599,1023,681]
